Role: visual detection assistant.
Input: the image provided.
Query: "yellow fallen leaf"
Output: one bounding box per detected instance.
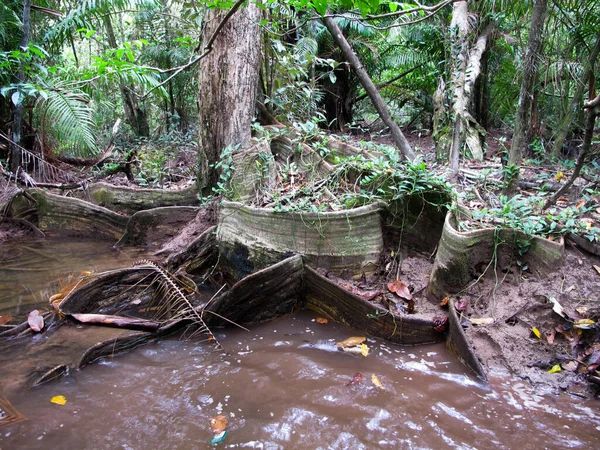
[531,327,541,339]
[576,200,586,209]
[555,171,564,181]
[593,265,600,276]
[360,343,369,357]
[336,336,366,348]
[51,395,67,405]
[548,365,561,374]
[316,317,328,324]
[573,319,596,329]
[371,374,385,390]
[469,318,494,325]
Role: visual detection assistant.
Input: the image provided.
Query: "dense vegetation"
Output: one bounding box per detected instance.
[1,0,599,241]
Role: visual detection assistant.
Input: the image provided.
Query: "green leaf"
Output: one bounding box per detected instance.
[312,0,328,16]
[11,90,23,106]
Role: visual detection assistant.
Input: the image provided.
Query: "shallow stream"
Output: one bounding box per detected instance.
[1,238,599,449]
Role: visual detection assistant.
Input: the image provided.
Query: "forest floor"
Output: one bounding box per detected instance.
[1,129,599,397]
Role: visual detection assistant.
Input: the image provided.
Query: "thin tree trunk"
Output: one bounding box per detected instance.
[10,0,32,173]
[198,4,263,189]
[542,93,600,210]
[322,16,416,162]
[505,0,548,193]
[550,34,600,158]
[103,16,149,137]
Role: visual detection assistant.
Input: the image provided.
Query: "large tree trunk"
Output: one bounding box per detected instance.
[436,2,493,172]
[197,4,263,190]
[10,0,32,173]
[322,16,416,162]
[505,0,548,193]
[550,34,600,158]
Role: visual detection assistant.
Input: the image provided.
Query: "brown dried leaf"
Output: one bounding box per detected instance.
[561,361,579,372]
[210,415,228,434]
[576,200,586,209]
[545,329,556,344]
[316,317,328,324]
[439,296,450,307]
[387,280,412,300]
[406,299,415,314]
[0,315,12,326]
[27,310,44,332]
[336,336,366,348]
[346,372,363,386]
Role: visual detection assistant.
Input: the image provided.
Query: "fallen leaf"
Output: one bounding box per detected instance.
[210,415,228,434]
[346,372,363,386]
[387,280,412,300]
[50,395,67,405]
[561,361,579,372]
[548,364,562,374]
[557,196,569,204]
[555,171,565,181]
[455,298,467,313]
[547,297,566,319]
[316,317,328,324]
[573,318,596,329]
[594,265,600,276]
[360,343,369,357]
[531,327,542,339]
[0,315,11,326]
[210,431,228,445]
[576,200,586,209]
[469,317,494,325]
[433,316,448,333]
[439,296,450,307]
[371,374,385,390]
[351,287,383,301]
[28,310,44,332]
[336,336,366,348]
[545,329,556,344]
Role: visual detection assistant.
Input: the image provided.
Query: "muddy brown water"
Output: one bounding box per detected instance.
[1,238,600,449]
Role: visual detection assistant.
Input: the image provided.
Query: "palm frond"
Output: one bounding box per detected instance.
[36,83,99,158]
[132,260,221,347]
[0,2,21,48]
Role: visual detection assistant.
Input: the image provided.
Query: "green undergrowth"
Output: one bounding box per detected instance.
[269,153,453,213]
[456,191,600,244]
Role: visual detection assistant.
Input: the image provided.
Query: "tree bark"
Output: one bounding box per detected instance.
[550,33,600,158]
[322,16,416,162]
[505,0,548,193]
[197,4,263,190]
[10,0,32,173]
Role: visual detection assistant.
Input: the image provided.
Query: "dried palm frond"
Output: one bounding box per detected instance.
[131,260,221,348]
[0,396,28,427]
[0,132,69,183]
